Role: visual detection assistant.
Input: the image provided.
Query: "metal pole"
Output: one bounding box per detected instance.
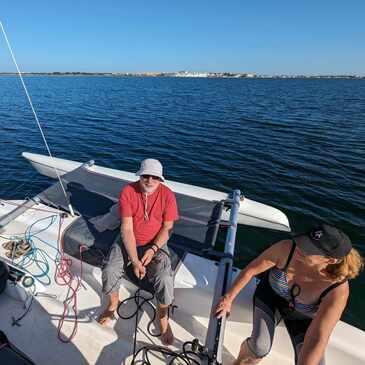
[203,189,241,364]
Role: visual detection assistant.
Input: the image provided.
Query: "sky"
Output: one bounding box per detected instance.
[1,0,364,75]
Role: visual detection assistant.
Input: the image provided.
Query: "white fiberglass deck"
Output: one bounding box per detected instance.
[0,201,364,365]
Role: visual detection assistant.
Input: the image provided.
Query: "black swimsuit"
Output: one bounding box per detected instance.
[247,241,346,364]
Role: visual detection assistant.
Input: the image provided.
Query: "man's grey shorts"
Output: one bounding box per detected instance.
[101,236,174,306]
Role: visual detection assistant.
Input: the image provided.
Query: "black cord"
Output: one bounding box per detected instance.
[11,286,35,327]
[117,289,212,365]
[117,288,161,338]
[133,341,202,365]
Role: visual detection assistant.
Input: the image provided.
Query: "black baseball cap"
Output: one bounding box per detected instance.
[295,223,352,259]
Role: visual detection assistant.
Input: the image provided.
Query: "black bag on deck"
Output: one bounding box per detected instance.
[0,331,37,365]
[0,260,9,294]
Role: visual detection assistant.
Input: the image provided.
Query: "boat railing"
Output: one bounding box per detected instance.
[202,189,241,364]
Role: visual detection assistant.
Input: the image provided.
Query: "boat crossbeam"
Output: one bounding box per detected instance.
[203,189,241,364]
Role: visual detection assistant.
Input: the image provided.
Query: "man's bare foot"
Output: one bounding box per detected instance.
[98,308,116,326]
[98,292,119,326]
[157,306,174,346]
[160,321,174,346]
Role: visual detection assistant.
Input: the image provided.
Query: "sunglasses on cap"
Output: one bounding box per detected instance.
[141,174,160,180]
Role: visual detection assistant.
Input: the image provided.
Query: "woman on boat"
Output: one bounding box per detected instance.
[215,223,364,365]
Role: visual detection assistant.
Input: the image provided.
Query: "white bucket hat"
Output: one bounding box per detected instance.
[135,158,165,181]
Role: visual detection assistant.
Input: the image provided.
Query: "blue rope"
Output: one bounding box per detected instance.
[10,215,62,286]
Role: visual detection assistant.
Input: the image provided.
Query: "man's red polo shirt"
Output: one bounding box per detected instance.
[119,182,179,246]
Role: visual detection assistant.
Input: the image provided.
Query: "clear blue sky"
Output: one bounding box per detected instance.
[1,0,364,75]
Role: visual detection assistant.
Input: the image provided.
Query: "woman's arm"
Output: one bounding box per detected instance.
[215,240,290,318]
[298,282,349,365]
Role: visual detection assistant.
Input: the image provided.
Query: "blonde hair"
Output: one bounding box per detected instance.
[325,248,364,281]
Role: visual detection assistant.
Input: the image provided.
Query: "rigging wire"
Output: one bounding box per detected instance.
[0,20,75,216]
[0,199,66,214]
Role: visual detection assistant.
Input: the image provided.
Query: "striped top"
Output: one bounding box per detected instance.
[268,240,343,317]
[269,266,319,315]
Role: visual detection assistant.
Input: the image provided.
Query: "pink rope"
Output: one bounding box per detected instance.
[54,216,88,343]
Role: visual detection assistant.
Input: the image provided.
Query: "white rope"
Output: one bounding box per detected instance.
[0,20,75,216]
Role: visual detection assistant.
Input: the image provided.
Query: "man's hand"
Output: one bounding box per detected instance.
[141,248,155,267]
[132,260,146,280]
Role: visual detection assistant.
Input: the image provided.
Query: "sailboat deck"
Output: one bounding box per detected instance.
[0,200,365,364]
[0,200,280,364]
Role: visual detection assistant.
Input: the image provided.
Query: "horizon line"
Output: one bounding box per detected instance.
[0,71,364,78]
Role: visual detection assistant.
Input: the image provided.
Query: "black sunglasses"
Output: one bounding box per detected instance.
[141,174,160,181]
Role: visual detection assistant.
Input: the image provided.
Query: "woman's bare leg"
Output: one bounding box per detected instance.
[232,339,262,365]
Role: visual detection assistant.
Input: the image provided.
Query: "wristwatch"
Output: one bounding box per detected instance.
[151,243,159,254]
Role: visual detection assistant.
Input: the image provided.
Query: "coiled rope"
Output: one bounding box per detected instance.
[117,288,212,365]
[1,200,86,342]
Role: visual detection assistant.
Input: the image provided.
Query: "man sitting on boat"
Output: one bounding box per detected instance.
[98,158,179,346]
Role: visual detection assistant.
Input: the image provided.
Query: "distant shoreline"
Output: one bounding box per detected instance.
[0,72,364,79]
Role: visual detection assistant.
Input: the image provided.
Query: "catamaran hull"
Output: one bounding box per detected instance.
[22,152,291,232]
[0,200,364,365]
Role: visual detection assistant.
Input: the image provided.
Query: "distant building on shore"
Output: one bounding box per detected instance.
[173,71,257,78]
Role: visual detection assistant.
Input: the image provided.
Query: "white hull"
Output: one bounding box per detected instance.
[0,200,364,365]
[22,152,291,232]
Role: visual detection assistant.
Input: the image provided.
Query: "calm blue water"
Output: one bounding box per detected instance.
[0,76,364,329]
